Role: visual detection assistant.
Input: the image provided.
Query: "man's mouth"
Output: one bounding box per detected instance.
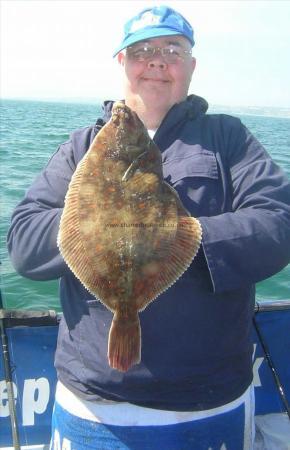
[142,77,170,83]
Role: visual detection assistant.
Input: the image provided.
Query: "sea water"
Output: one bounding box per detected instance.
[1,99,289,311]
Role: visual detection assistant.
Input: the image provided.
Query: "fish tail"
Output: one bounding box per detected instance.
[108,311,141,372]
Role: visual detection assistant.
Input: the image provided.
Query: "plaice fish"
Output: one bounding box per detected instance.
[58,101,202,372]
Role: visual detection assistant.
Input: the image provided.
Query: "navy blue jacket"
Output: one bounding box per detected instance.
[7,95,290,411]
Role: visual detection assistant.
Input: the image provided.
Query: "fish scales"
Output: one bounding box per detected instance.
[58,101,202,372]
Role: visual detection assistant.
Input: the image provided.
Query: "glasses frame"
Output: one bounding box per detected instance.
[126,43,192,64]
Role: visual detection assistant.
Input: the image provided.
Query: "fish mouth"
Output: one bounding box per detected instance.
[111,102,140,126]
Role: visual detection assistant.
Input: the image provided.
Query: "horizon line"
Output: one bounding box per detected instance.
[1,96,290,111]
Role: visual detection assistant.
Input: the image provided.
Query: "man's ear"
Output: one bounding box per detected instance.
[117,52,125,66]
[191,57,197,73]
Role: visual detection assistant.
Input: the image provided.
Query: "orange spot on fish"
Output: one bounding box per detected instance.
[95,243,103,252]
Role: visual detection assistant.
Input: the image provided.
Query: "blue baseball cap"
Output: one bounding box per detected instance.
[113,5,194,57]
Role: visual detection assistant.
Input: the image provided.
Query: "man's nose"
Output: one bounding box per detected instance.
[147,51,167,69]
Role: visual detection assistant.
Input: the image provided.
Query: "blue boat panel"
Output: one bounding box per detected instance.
[0,326,58,446]
[1,309,290,445]
[253,309,290,415]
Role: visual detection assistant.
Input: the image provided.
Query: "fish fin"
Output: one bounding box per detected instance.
[58,154,117,309]
[122,150,148,181]
[135,216,202,310]
[108,311,141,372]
[167,215,202,278]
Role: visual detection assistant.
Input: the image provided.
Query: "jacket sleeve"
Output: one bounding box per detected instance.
[7,140,76,281]
[199,119,290,293]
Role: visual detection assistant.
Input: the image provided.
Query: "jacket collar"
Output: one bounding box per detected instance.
[95,95,208,135]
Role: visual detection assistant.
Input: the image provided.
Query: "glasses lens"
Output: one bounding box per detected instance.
[162,47,181,63]
[127,45,154,61]
[127,44,190,63]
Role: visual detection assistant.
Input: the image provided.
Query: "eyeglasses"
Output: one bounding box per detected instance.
[126,43,192,64]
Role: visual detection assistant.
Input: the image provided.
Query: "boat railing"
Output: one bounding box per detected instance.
[255,299,290,312]
[0,299,290,327]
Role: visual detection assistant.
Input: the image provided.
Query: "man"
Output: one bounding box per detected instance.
[7,5,290,449]
[115,25,195,130]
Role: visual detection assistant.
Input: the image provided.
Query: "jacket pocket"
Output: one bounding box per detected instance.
[162,147,221,216]
[163,147,218,184]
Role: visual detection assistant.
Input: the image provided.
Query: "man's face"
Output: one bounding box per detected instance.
[118,35,196,111]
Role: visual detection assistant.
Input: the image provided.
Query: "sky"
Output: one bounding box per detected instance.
[1,0,290,108]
